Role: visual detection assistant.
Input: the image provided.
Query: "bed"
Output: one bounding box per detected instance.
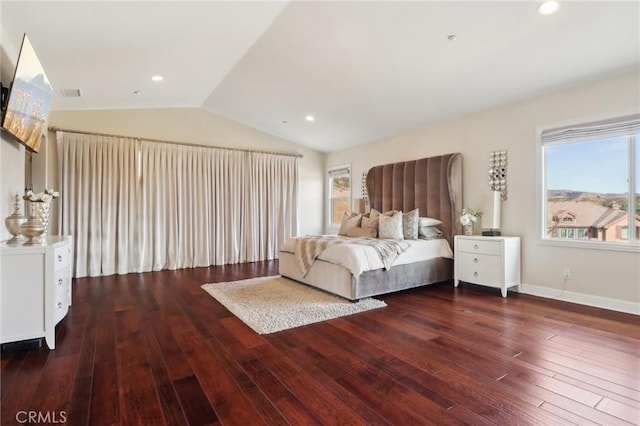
[279,153,462,300]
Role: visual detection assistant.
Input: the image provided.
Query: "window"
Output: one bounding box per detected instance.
[541,114,639,249]
[328,165,351,227]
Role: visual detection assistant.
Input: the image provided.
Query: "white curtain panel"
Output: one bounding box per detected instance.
[57,132,139,277]
[245,152,299,261]
[58,131,299,278]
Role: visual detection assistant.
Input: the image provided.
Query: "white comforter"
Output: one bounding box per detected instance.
[280,237,453,277]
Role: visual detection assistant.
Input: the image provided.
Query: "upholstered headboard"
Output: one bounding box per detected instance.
[365,153,462,246]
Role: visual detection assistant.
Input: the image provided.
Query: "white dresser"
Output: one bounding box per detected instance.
[0,236,72,349]
[454,235,520,297]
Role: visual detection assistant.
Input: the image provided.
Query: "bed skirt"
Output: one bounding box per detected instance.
[278,252,453,301]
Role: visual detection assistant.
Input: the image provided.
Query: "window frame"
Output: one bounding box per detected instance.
[537,112,640,253]
[326,164,352,231]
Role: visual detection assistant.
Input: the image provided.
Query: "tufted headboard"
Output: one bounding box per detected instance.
[365,153,462,247]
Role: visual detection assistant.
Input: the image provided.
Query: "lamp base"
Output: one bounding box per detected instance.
[482,229,501,236]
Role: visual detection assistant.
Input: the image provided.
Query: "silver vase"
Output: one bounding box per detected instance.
[20,201,46,245]
[4,193,27,244]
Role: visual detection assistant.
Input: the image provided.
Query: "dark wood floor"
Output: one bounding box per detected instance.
[2,261,639,425]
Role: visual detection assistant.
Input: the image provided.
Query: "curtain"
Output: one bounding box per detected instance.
[541,114,640,144]
[57,132,139,277]
[245,152,299,262]
[58,131,299,278]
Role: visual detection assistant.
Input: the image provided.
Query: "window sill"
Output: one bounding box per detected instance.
[538,238,640,253]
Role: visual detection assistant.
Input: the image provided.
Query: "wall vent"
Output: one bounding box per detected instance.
[60,88,82,98]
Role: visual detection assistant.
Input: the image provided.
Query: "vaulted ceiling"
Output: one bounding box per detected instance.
[2,1,638,152]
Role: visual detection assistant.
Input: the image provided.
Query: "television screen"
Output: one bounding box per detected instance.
[1,34,53,153]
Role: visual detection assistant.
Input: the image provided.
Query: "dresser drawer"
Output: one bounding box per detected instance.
[54,268,70,324]
[54,269,69,298]
[54,245,70,271]
[457,252,502,286]
[457,238,501,255]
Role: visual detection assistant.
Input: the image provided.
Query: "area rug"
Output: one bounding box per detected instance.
[201,275,386,334]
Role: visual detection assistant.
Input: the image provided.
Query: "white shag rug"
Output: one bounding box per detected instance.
[201,275,386,334]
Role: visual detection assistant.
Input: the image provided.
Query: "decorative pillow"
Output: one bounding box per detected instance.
[419,217,443,227]
[346,227,378,238]
[370,208,397,218]
[338,212,362,236]
[402,208,420,240]
[361,215,379,231]
[378,211,404,240]
[419,226,443,240]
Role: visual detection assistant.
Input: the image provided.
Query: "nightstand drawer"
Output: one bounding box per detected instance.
[456,252,501,286]
[457,238,501,255]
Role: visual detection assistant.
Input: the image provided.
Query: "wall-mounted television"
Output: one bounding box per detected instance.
[1,34,53,153]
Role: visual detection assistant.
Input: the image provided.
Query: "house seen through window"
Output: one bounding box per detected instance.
[542,115,639,246]
[328,166,351,226]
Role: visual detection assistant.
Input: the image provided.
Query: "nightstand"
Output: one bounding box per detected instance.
[454,235,520,297]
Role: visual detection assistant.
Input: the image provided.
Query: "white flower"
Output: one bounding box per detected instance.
[459,208,481,225]
[23,189,59,203]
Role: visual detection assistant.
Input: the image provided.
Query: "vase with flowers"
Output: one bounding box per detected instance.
[460,207,481,236]
[20,189,59,245]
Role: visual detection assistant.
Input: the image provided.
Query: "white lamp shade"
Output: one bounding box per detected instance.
[481,191,502,230]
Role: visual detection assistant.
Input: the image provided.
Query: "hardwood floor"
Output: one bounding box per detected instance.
[2,261,639,425]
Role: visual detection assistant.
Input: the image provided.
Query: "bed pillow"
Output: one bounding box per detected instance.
[402,208,420,240]
[378,211,404,239]
[361,215,379,231]
[419,217,442,227]
[370,208,397,219]
[338,212,362,236]
[419,225,443,240]
[346,227,378,238]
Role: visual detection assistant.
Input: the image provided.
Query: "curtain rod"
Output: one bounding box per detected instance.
[48,126,304,158]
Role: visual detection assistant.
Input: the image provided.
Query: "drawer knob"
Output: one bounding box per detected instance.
[58,279,63,286]
[57,302,63,309]
[473,258,478,263]
[57,255,63,262]
[473,244,479,249]
[473,271,479,277]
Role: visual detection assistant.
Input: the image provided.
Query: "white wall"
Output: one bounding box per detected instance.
[0,26,26,241]
[48,108,325,236]
[327,71,640,308]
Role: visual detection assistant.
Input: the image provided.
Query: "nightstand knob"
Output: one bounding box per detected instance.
[473,258,478,263]
[57,302,63,309]
[473,271,479,277]
[473,244,479,249]
[58,279,63,286]
[57,255,63,262]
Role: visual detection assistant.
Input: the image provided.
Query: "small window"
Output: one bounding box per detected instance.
[540,114,639,249]
[327,165,351,227]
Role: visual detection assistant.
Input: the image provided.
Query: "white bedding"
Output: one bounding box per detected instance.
[279,237,453,278]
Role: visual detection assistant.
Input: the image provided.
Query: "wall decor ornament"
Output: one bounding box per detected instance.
[488,150,507,201]
[361,171,368,206]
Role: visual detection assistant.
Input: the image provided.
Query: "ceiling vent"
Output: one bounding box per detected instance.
[60,88,82,98]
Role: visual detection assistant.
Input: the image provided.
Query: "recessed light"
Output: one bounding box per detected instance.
[151,75,164,82]
[447,34,457,41]
[305,115,314,122]
[538,1,559,15]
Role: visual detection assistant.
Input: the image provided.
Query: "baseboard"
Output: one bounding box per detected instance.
[518,284,640,315]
